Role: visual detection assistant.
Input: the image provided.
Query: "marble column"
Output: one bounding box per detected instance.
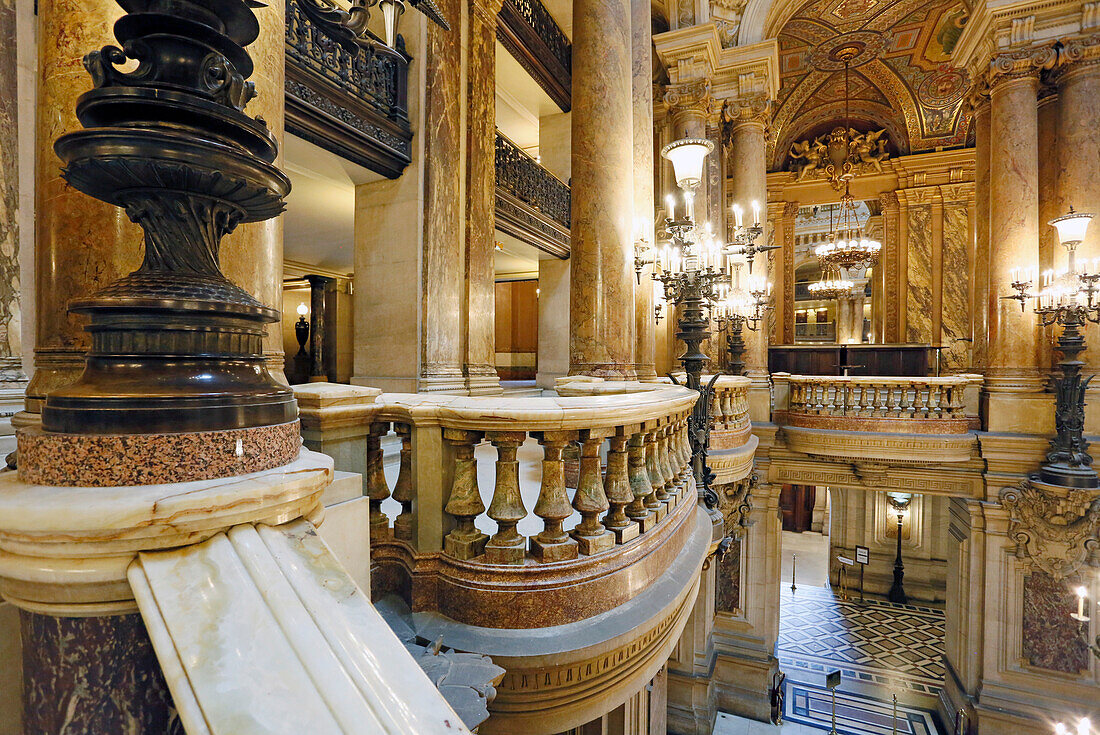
[971,97,991,372]
[306,275,332,382]
[21,611,176,732]
[0,0,26,393]
[632,0,657,381]
[464,0,503,395]
[1037,88,1060,375]
[28,0,142,416]
[221,0,286,383]
[985,67,1046,432]
[725,101,770,420]
[569,0,636,379]
[422,0,468,391]
[1054,49,1100,429]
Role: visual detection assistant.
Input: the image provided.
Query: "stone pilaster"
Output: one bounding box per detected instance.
[971,93,991,373]
[632,0,657,381]
[464,0,504,395]
[568,0,636,379]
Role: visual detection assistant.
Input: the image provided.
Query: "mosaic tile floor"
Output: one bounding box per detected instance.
[778,585,945,695]
[714,584,949,734]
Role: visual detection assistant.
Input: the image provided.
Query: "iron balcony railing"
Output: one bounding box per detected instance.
[503,0,571,74]
[495,132,570,229]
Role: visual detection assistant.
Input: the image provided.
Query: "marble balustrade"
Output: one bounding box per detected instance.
[773,373,981,434]
[362,378,701,565]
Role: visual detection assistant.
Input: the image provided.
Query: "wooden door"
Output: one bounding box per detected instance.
[779,485,816,533]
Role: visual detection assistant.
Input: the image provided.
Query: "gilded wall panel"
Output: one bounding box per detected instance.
[941,202,970,371]
[906,205,933,345]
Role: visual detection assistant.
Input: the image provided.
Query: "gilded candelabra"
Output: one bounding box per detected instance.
[656,138,769,508]
[1004,208,1099,488]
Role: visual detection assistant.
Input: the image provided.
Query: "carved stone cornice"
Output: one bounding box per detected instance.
[1000,479,1100,579]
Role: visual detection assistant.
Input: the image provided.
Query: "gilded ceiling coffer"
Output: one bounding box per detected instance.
[45,0,296,434]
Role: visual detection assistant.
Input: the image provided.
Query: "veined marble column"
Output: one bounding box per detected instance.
[971,96,991,372]
[1054,46,1100,423]
[28,0,287,419]
[28,0,141,416]
[221,0,286,383]
[986,64,1047,432]
[0,0,25,396]
[422,0,468,391]
[569,0,636,379]
[632,0,656,381]
[1037,88,1059,375]
[464,0,503,395]
[725,100,770,420]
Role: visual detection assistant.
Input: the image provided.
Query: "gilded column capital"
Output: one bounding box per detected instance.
[986,43,1058,91]
[1053,32,1100,82]
[721,95,770,130]
[782,200,800,220]
[879,190,899,212]
[470,0,504,24]
[664,79,712,116]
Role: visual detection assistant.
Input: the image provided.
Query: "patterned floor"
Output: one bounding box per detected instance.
[778,585,945,696]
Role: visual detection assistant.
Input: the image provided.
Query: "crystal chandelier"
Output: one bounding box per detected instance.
[814,186,881,271]
[807,265,854,300]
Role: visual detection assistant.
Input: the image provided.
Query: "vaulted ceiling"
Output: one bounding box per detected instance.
[769,0,972,171]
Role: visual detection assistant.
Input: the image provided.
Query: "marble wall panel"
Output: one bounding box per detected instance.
[716,534,741,612]
[906,205,933,345]
[941,203,971,371]
[1021,570,1089,674]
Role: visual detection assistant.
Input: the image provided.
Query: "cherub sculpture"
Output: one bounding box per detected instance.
[789,138,826,181]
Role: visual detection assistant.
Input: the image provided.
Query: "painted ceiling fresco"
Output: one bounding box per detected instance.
[770,0,972,171]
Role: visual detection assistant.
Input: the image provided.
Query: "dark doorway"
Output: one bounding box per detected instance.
[780,485,816,533]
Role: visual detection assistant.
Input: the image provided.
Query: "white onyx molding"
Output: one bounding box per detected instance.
[130,519,471,735]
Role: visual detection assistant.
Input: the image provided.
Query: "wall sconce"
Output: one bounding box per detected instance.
[654,303,664,324]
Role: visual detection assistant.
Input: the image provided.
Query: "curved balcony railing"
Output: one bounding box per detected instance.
[773,373,982,434]
[495,132,571,229]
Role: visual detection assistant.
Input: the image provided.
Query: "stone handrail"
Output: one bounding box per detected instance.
[772,373,982,434]
[298,380,700,567]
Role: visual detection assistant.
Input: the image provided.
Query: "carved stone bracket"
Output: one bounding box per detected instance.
[718,472,756,539]
[1001,479,1100,579]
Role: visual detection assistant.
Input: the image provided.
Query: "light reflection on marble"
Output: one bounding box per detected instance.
[132,519,471,734]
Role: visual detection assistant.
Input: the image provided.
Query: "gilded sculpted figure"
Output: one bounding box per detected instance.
[789,138,827,181]
[788,128,889,183]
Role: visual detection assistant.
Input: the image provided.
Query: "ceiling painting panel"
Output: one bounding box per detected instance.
[769,0,972,172]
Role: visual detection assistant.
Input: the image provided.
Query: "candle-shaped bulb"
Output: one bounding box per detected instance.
[1078,718,1090,735]
[1056,724,1068,735]
[751,200,761,226]
[666,194,676,220]
[1075,586,1088,619]
[733,203,744,228]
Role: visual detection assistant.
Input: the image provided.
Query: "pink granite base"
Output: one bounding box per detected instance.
[17,420,301,487]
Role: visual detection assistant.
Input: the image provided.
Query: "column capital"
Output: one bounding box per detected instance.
[721,94,770,129]
[664,78,713,116]
[987,43,1058,92]
[470,0,504,23]
[1052,31,1100,82]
